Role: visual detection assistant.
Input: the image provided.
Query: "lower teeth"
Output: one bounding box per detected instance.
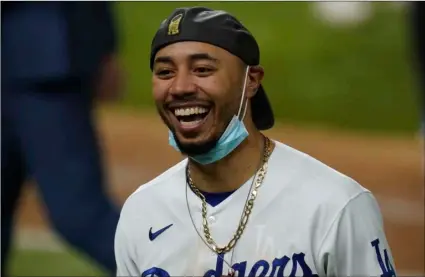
[180,119,202,127]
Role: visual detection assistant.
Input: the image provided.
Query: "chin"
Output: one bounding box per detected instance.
[172,132,219,156]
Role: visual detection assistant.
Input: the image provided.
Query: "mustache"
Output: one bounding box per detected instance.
[165,98,212,109]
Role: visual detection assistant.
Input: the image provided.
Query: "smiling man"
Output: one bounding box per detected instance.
[114,6,397,277]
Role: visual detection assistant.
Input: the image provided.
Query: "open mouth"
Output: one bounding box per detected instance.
[172,106,211,129]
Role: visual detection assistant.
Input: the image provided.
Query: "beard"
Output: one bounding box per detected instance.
[171,131,220,156]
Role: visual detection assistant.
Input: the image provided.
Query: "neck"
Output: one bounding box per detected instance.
[188,130,270,193]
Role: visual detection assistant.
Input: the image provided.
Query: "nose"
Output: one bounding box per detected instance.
[169,71,196,98]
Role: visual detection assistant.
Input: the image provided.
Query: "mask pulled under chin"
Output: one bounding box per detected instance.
[168,115,249,165]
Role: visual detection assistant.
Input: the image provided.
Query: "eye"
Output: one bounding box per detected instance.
[155,69,175,79]
[193,67,215,76]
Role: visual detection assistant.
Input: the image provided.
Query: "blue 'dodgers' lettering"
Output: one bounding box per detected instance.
[141,239,397,277]
[141,252,318,277]
[141,267,170,277]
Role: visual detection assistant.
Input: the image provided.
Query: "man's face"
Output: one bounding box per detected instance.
[152,41,247,156]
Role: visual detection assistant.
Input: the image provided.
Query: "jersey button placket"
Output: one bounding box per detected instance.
[207,214,217,256]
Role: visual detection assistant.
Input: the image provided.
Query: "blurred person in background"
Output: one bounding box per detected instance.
[411,2,425,136]
[1,2,123,275]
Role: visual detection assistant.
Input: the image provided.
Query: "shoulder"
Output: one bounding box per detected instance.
[119,159,188,220]
[269,140,371,211]
[115,159,188,250]
[267,140,382,250]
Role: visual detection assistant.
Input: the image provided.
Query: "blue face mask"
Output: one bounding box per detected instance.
[168,66,251,165]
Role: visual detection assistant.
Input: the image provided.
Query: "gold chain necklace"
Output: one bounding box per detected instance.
[186,136,273,254]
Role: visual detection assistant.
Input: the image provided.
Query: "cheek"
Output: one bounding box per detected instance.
[151,82,167,104]
[152,91,165,104]
[194,77,228,103]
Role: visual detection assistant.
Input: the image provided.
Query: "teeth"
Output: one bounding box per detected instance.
[180,119,203,127]
[174,106,209,117]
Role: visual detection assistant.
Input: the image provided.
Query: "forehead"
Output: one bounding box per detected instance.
[155,41,239,64]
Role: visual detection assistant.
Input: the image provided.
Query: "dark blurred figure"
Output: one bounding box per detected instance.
[1,2,124,275]
[411,2,425,135]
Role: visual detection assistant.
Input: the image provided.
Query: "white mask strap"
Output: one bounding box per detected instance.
[237,66,250,120]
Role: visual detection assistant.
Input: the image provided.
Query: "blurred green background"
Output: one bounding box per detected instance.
[10,2,422,276]
[116,1,420,135]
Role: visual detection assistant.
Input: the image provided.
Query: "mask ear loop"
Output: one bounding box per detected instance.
[237,66,250,121]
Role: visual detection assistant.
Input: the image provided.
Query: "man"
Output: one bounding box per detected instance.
[1,2,122,274]
[115,7,397,277]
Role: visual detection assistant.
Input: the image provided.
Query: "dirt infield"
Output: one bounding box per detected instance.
[15,109,424,273]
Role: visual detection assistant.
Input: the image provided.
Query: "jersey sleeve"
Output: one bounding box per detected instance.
[114,215,140,277]
[318,191,397,277]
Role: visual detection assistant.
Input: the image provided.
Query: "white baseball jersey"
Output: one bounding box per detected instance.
[115,140,397,277]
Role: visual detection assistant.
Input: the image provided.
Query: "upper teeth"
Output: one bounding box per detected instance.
[174,107,208,116]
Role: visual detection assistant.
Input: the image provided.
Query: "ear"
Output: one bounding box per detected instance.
[246,65,264,99]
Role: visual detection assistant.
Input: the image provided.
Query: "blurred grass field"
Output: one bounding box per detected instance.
[115,1,420,134]
[9,2,422,276]
[9,249,105,276]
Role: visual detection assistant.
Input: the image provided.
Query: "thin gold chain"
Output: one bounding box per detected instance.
[186,136,273,254]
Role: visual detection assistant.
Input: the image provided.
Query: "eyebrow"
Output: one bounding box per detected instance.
[188,53,219,63]
[153,53,219,66]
